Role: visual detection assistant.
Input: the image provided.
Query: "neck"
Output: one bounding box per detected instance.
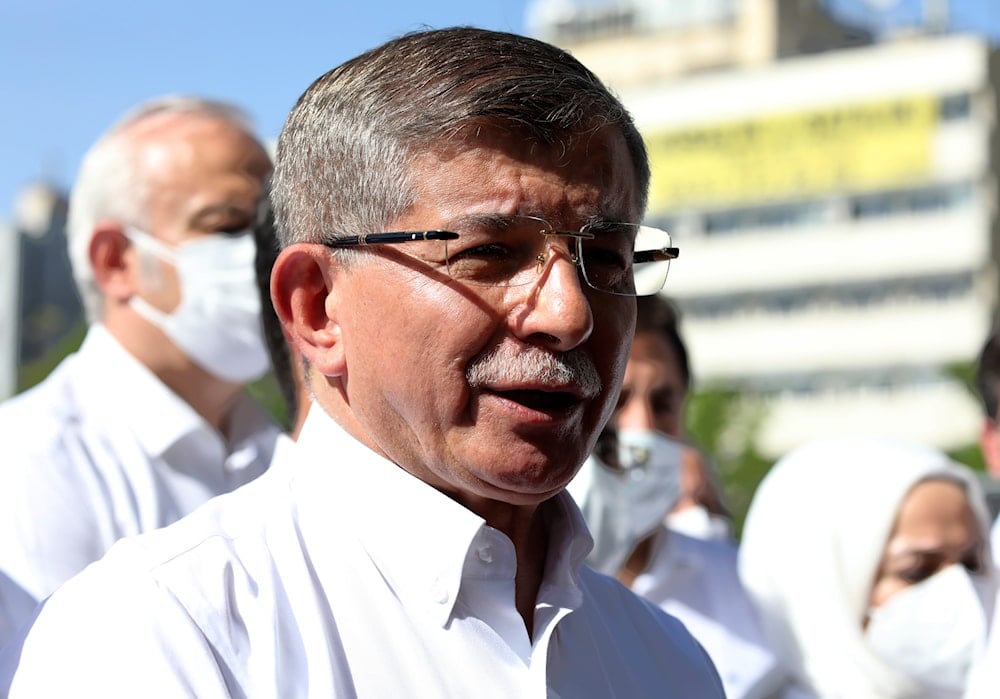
[490,502,550,640]
[314,380,551,638]
[617,529,659,588]
[157,365,242,433]
[104,314,242,434]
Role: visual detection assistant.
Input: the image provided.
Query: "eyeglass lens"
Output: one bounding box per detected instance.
[440,215,672,296]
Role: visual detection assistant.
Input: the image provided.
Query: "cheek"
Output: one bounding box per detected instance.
[136,257,183,312]
[360,282,497,395]
[868,576,908,611]
[656,413,682,437]
[600,314,633,385]
[590,315,634,428]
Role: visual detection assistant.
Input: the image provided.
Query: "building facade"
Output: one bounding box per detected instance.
[531,0,1000,456]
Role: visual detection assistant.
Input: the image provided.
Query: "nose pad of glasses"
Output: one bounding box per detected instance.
[534,241,581,273]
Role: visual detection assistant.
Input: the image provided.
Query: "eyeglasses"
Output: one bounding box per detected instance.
[322,214,678,297]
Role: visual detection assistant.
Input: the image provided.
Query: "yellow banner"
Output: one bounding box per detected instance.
[646,96,939,211]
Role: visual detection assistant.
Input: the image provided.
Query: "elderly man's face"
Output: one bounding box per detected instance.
[332,126,639,514]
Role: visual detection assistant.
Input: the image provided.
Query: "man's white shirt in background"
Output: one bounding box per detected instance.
[0,324,279,641]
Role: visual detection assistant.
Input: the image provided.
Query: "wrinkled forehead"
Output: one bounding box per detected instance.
[409,122,642,221]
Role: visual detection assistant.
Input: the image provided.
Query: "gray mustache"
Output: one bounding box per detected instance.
[466,345,602,398]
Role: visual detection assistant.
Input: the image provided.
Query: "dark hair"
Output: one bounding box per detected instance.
[253,185,299,427]
[977,333,1000,420]
[272,26,649,249]
[635,294,691,391]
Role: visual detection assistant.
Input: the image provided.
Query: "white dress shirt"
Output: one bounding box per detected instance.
[0,324,279,642]
[1,406,724,698]
[631,528,786,699]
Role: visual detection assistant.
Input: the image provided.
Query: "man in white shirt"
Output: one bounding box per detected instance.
[571,294,784,699]
[0,28,723,697]
[0,96,280,643]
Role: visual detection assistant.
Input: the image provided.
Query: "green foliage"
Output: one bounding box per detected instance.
[685,366,994,538]
[17,322,87,392]
[944,359,979,400]
[15,322,292,434]
[247,371,291,432]
[943,359,986,473]
[685,384,773,539]
[949,442,986,473]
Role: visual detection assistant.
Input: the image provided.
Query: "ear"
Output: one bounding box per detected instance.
[981,419,1000,478]
[89,222,135,302]
[272,243,346,377]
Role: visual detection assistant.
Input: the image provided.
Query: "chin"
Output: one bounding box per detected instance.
[478,452,581,499]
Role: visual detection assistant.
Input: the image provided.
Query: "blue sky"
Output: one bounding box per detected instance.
[1,0,997,223]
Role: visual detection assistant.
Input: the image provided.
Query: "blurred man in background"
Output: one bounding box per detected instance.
[571,294,783,699]
[253,183,309,439]
[0,96,279,643]
[975,332,1000,557]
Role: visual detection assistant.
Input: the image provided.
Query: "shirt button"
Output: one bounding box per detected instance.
[477,546,493,564]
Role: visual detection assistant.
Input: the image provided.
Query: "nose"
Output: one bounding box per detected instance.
[509,241,593,351]
[616,392,655,431]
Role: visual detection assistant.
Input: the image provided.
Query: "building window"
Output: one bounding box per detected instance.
[940,93,971,121]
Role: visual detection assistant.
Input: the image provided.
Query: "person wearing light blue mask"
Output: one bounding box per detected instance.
[570,294,785,699]
[0,96,281,645]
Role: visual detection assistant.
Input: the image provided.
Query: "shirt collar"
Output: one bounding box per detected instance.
[290,404,594,628]
[73,324,275,466]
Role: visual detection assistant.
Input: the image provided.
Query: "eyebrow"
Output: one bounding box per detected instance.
[885,540,981,562]
[189,203,255,228]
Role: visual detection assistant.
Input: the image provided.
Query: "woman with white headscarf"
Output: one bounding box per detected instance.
[739,436,995,699]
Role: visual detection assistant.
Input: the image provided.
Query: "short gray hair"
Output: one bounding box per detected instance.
[67,95,258,321]
[271,27,649,251]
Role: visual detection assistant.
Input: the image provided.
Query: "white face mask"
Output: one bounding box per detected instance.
[567,430,683,574]
[126,228,270,384]
[865,564,993,697]
[617,429,684,541]
[666,504,732,542]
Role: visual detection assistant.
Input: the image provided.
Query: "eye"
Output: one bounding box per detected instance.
[651,391,676,416]
[446,239,526,285]
[962,548,986,575]
[450,242,515,261]
[897,564,937,585]
[216,225,251,236]
[581,245,629,271]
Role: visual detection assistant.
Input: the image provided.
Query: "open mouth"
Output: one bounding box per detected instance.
[487,388,580,413]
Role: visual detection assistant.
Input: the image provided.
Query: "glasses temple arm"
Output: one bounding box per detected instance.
[634,247,680,264]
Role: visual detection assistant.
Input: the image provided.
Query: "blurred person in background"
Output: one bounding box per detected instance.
[614,292,734,541]
[571,294,782,699]
[668,443,734,541]
[740,436,995,699]
[974,332,1000,558]
[0,96,279,644]
[959,332,1000,698]
[253,184,309,439]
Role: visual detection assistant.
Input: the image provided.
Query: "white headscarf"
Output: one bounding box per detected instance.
[738,436,993,699]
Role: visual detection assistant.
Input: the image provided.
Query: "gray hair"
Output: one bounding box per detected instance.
[271,27,649,251]
[67,95,258,321]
